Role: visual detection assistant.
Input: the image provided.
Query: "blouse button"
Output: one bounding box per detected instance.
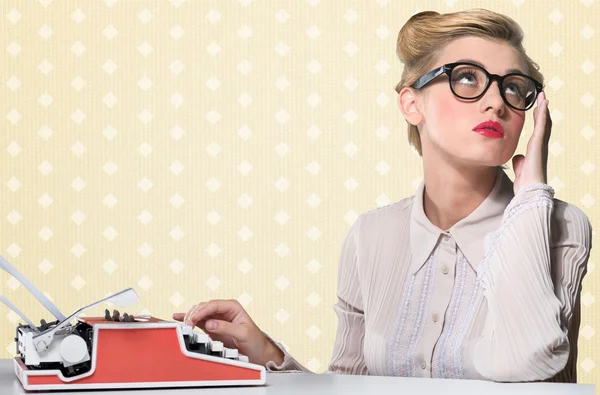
[432,314,439,323]
[441,266,449,275]
[420,361,427,370]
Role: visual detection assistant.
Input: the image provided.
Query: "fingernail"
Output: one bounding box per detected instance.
[206,320,216,330]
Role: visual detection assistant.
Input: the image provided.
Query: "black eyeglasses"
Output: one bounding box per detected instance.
[411,62,544,111]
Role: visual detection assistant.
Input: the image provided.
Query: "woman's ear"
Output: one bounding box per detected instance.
[397,87,424,127]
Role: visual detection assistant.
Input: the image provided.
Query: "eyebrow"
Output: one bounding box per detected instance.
[455,58,526,75]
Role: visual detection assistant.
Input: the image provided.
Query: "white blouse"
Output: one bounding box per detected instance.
[265,168,592,383]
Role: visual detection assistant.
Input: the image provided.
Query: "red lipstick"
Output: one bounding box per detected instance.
[472,120,504,139]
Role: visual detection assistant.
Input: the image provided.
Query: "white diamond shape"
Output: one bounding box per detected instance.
[138,210,152,225]
[376,160,390,175]
[548,9,563,24]
[71,76,86,91]
[344,9,358,23]
[206,243,222,258]
[6,210,22,225]
[102,25,118,40]
[206,110,221,124]
[206,9,221,23]
[38,93,53,107]
[237,292,252,307]
[581,161,596,175]
[205,177,221,192]
[71,109,86,125]
[549,176,564,192]
[203,142,221,158]
[376,125,390,140]
[137,75,153,92]
[138,275,153,291]
[238,193,253,208]
[38,259,53,274]
[6,76,21,91]
[306,292,321,307]
[71,41,86,57]
[238,259,253,274]
[138,9,153,23]
[38,160,53,175]
[206,275,221,291]
[274,41,290,56]
[581,357,596,373]
[170,161,185,176]
[170,125,185,140]
[38,193,53,208]
[170,25,184,40]
[170,59,184,74]
[6,177,21,192]
[548,41,563,56]
[170,226,185,241]
[6,243,21,258]
[138,243,153,258]
[37,125,53,141]
[103,92,118,108]
[71,243,86,258]
[549,142,564,156]
[71,176,86,192]
[344,42,359,57]
[7,42,21,56]
[138,177,153,192]
[103,193,118,208]
[206,41,221,57]
[581,324,595,340]
[102,59,118,75]
[275,9,290,23]
[6,142,21,157]
[169,292,185,307]
[306,25,321,39]
[343,110,358,124]
[275,308,290,324]
[307,60,321,74]
[376,59,390,74]
[581,194,595,208]
[581,93,596,108]
[275,76,290,91]
[275,243,290,258]
[71,210,86,225]
[376,193,391,207]
[238,92,253,107]
[238,25,252,39]
[137,41,153,56]
[306,161,320,175]
[237,59,252,75]
[170,92,184,108]
[306,325,321,340]
[376,93,390,107]
[376,25,390,39]
[275,143,289,157]
[581,60,595,75]
[71,9,86,23]
[6,109,21,125]
[344,141,359,157]
[306,193,321,208]
[103,259,117,274]
[344,76,359,91]
[275,275,290,291]
[306,92,321,108]
[38,226,53,241]
[6,9,21,24]
[581,125,596,140]
[275,177,290,192]
[237,226,253,241]
[138,109,153,124]
[7,276,20,290]
[103,226,118,241]
[238,161,253,175]
[274,210,290,225]
[206,76,221,91]
[581,25,595,40]
[344,210,358,225]
[306,226,322,241]
[71,275,86,291]
[170,259,185,274]
[548,76,563,91]
[275,109,290,124]
[71,141,86,156]
[344,177,359,192]
[307,125,322,140]
[138,142,152,157]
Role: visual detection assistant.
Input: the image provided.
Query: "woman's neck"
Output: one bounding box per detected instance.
[422,159,498,231]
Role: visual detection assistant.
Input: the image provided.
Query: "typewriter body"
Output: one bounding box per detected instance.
[1,256,265,391]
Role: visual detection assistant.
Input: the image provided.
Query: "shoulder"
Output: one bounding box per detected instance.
[551,198,592,249]
[352,195,415,234]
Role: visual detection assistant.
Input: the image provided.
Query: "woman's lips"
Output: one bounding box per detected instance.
[472,120,505,139]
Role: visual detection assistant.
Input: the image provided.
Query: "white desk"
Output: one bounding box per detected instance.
[0,359,593,394]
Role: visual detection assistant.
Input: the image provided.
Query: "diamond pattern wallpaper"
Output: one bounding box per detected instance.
[1,0,599,386]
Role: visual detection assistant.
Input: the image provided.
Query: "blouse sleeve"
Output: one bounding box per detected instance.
[265,216,368,374]
[473,183,592,382]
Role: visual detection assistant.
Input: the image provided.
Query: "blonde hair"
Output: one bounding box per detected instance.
[395,9,545,155]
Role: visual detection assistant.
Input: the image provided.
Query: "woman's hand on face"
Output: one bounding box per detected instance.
[511,91,552,195]
[173,299,284,366]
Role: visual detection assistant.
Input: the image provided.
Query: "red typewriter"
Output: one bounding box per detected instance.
[1,256,265,391]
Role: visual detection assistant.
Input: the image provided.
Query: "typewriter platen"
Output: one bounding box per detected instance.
[1,256,265,391]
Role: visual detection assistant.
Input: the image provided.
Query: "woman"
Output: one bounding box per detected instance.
[173,9,592,383]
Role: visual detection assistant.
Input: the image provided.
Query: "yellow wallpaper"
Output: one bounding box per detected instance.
[1,0,599,386]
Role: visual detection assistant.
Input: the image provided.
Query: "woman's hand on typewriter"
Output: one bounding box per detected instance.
[173,299,284,367]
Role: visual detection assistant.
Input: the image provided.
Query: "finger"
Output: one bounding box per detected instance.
[512,154,525,177]
[187,299,240,327]
[183,303,198,325]
[173,312,185,321]
[204,319,250,343]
